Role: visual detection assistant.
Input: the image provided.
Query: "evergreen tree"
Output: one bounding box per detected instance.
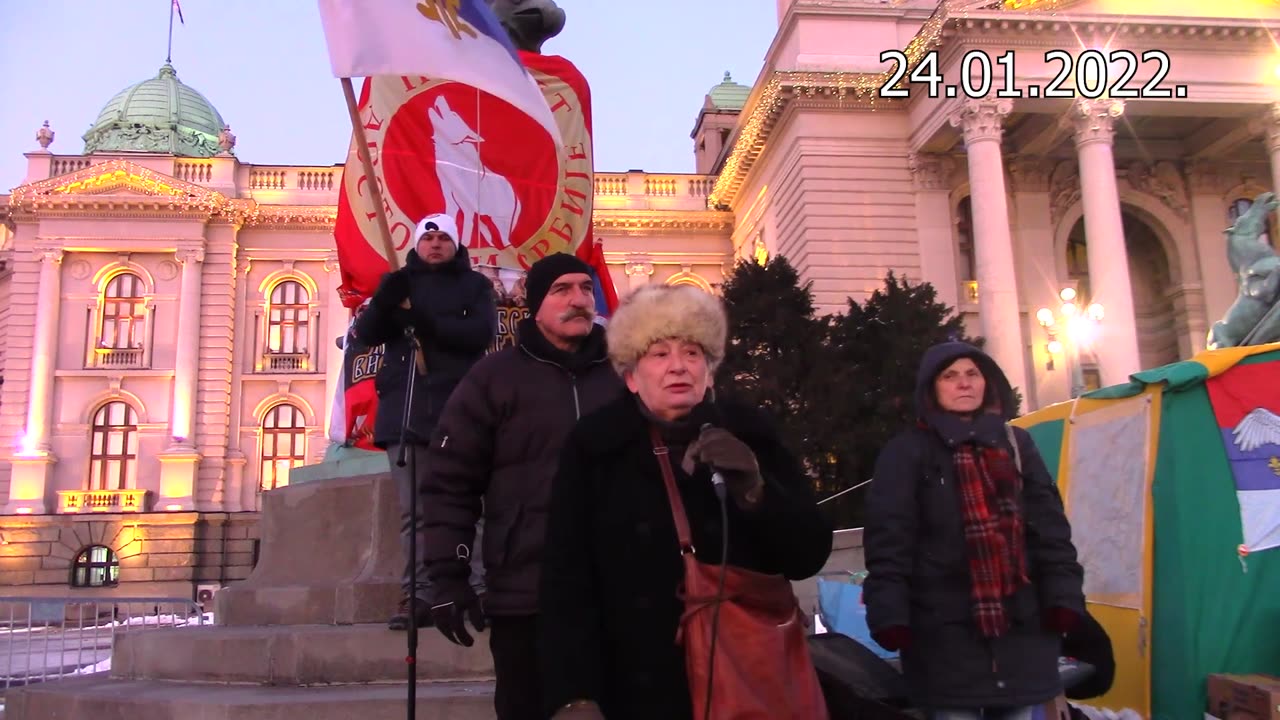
[713,256,830,480]
[817,271,987,526]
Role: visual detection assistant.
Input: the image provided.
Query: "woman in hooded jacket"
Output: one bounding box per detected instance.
[862,341,1085,719]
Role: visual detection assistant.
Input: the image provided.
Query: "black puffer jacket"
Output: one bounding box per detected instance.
[352,245,496,448]
[421,319,626,615]
[862,342,1085,710]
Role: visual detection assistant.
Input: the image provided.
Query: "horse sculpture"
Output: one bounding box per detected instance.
[486,0,566,53]
[1207,191,1280,349]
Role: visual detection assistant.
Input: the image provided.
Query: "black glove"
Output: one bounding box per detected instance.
[681,427,765,510]
[430,576,486,647]
[371,270,411,310]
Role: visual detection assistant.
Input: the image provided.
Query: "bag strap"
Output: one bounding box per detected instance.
[649,425,697,557]
[1005,423,1023,475]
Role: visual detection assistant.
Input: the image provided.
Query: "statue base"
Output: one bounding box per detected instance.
[3,462,496,719]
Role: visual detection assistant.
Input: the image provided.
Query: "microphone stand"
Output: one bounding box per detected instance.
[395,323,424,720]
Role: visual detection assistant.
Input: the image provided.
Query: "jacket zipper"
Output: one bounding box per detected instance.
[571,374,581,418]
[519,345,601,421]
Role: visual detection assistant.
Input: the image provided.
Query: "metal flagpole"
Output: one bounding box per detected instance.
[166,0,175,63]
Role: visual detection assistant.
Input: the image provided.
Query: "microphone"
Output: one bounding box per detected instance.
[700,423,728,501]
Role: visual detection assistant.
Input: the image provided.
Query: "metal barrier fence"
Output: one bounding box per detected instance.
[0,596,208,693]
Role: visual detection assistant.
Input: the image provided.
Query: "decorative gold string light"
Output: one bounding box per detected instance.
[709,1,951,206]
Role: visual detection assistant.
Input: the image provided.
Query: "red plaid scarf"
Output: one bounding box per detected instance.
[954,441,1029,638]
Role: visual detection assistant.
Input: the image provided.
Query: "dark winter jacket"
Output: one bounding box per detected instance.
[421,318,626,615]
[862,341,1085,710]
[538,394,834,720]
[352,246,496,448]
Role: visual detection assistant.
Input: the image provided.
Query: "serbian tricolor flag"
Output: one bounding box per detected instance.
[578,236,618,319]
[1205,360,1280,553]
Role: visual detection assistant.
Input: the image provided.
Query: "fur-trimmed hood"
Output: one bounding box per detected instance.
[605,284,727,372]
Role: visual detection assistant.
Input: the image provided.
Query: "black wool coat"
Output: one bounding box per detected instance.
[537,395,834,720]
[352,245,496,448]
[862,342,1086,710]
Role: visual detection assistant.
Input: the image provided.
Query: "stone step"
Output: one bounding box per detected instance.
[112,623,494,685]
[4,674,495,720]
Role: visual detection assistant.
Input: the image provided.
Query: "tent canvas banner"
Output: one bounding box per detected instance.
[1065,393,1153,609]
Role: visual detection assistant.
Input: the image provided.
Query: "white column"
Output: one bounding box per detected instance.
[6,248,63,514]
[908,153,960,310]
[948,99,1031,401]
[1009,157,1061,411]
[1186,160,1231,344]
[224,259,251,513]
[323,254,349,443]
[1067,98,1142,386]
[1265,102,1280,199]
[169,248,205,447]
[23,248,63,456]
[159,247,204,512]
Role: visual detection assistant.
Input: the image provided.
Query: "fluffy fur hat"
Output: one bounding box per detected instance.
[414,213,459,248]
[606,285,728,373]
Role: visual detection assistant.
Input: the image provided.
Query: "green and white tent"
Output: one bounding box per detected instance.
[1012,343,1280,719]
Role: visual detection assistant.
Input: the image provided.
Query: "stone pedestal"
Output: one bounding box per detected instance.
[4,471,497,719]
[215,471,403,626]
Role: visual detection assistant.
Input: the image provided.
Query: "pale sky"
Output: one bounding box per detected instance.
[0,0,779,192]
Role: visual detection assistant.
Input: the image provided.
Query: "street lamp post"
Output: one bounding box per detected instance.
[1037,287,1105,399]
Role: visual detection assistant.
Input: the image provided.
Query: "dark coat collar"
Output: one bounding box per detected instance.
[516,317,608,374]
[576,392,777,458]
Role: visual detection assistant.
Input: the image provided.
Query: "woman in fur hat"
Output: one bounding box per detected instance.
[537,284,834,720]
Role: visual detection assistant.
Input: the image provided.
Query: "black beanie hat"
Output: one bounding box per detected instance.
[525,253,593,316]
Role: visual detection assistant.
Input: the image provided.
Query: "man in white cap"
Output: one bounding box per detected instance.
[353,213,496,630]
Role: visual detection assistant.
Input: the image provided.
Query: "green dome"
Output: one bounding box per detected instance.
[707,71,750,111]
[82,63,229,157]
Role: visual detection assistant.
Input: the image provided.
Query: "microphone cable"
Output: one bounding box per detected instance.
[703,423,730,720]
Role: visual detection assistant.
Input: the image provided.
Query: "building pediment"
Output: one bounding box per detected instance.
[6,159,246,221]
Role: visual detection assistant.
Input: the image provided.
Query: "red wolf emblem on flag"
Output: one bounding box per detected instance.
[332,51,594,308]
[330,52,597,446]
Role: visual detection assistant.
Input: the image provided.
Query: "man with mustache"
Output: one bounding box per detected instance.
[421,252,625,720]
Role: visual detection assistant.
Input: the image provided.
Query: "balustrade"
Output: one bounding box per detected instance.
[57,489,150,513]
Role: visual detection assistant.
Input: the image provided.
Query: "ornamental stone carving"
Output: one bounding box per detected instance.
[1048,161,1082,225]
[35,120,54,150]
[217,125,237,156]
[1124,160,1189,217]
[908,153,956,191]
[948,99,1013,146]
[68,259,93,281]
[176,248,206,265]
[1008,156,1052,193]
[156,260,179,281]
[36,247,64,265]
[625,259,654,277]
[1185,159,1227,196]
[1066,98,1125,147]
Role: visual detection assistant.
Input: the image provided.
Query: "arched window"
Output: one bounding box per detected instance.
[94,272,147,367]
[260,403,306,491]
[88,401,138,491]
[71,545,119,588]
[267,281,310,355]
[1228,198,1277,249]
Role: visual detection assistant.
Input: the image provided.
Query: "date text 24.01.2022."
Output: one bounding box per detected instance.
[878,49,1187,100]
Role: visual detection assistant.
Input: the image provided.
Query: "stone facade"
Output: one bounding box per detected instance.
[6,0,1280,604]
[0,512,259,603]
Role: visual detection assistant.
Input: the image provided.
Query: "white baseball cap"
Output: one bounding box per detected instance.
[414,213,460,248]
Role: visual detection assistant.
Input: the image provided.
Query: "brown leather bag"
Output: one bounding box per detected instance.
[651,427,830,720]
